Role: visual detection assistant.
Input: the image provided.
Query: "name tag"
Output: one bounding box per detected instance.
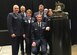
[14,17,17,19]
[35,28,37,30]
[25,20,27,22]
[32,20,34,22]
[42,27,45,29]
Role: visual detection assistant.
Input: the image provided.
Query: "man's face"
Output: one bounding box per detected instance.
[37,15,42,22]
[48,11,52,16]
[13,5,19,13]
[39,5,44,12]
[20,6,26,12]
[44,9,48,14]
[48,9,53,16]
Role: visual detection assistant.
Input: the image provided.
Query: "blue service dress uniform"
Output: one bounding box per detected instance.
[31,22,47,55]
[7,13,24,55]
[23,17,35,55]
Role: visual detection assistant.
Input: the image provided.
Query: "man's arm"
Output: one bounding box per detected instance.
[7,13,13,34]
[31,23,36,47]
[7,13,16,38]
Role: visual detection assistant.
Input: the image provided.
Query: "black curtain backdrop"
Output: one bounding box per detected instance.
[0,0,76,45]
[0,0,71,29]
[71,0,77,44]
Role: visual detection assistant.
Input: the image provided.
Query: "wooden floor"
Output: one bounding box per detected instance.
[0,44,77,55]
[72,44,77,55]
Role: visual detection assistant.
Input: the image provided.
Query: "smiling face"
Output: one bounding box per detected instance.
[39,4,44,12]
[13,5,19,14]
[26,9,32,17]
[20,6,26,13]
[36,14,42,22]
[44,8,48,14]
[47,9,53,16]
[26,12,32,17]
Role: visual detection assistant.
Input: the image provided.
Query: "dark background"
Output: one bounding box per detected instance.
[0,0,76,45]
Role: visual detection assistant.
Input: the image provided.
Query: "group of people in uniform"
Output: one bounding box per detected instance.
[7,3,60,55]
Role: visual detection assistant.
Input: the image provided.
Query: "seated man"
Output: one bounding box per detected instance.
[31,14,50,55]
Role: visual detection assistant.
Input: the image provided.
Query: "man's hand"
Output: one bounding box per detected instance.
[46,27,50,31]
[32,42,36,47]
[11,34,16,38]
[23,34,26,38]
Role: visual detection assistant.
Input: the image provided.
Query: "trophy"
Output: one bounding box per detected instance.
[53,1,68,17]
[53,1,65,12]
